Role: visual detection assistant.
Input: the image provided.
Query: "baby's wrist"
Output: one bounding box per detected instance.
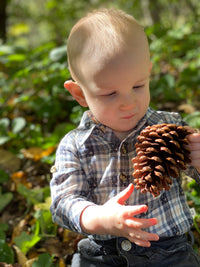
[80,205,107,235]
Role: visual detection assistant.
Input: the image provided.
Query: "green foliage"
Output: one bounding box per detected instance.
[184,112,200,129]
[0,170,13,212]
[0,42,79,156]
[0,187,13,212]
[0,169,10,183]
[32,253,53,267]
[15,185,57,255]
[14,221,41,255]
[0,223,14,264]
[185,180,200,235]
[148,22,200,106]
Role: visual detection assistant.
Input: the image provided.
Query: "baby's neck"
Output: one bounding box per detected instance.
[113,129,133,141]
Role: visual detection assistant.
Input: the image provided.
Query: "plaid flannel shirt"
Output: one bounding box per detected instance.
[50,107,200,240]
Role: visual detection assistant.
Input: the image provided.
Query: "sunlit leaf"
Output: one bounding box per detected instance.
[34,196,52,210]
[0,136,11,145]
[0,45,14,55]
[34,208,57,236]
[13,245,27,265]
[14,222,41,255]
[8,54,26,62]
[49,46,66,61]
[12,117,26,134]
[21,146,56,161]
[9,23,30,37]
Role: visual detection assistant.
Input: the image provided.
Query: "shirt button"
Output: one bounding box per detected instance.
[119,173,127,182]
[99,125,106,132]
[120,144,127,155]
[86,122,91,128]
[121,240,132,251]
[50,165,57,173]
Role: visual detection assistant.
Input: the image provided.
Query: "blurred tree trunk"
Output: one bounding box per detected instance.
[0,0,7,43]
[141,0,162,25]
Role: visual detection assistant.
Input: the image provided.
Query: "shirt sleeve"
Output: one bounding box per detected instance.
[184,166,200,185]
[50,132,96,234]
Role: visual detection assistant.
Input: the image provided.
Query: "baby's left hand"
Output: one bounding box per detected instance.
[187,131,200,173]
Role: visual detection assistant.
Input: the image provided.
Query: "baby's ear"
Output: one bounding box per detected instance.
[64,80,88,107]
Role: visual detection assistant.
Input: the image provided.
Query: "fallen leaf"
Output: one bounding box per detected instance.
[59,258,66,267]
[23,258,38,267]
[0,149,21,173]
[21,147,55,161]
[13,245,28,265]
[34,197,52,210]
[11,217,29,244]
[11,171,31,189]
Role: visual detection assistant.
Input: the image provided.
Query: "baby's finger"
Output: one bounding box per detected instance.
[115,184,134,205]
[129,230,159,241]
[128,231,159,247]
[187,133,200,143]
[126,217,157,229]
[124,205,148,218]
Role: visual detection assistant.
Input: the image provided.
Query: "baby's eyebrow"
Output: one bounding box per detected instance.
[135,75,150,83]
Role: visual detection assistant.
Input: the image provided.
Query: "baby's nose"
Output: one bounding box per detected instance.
[120,94,135,111]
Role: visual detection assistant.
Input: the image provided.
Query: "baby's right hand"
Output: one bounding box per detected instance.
[81,184,159,247]
[101,184,159,247]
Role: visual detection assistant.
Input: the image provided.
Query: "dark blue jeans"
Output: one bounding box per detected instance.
[71,234,200,267]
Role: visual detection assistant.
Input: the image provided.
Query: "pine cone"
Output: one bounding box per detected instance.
[132,124,191,197]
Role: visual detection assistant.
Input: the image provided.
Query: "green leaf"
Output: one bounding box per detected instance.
[0,170,10,183]
[0,45,14,55]
[184,112,200,129]
[0,118,10,131]
[14,221,41,255]
[0,223,9,233]
[17,184,44,205]
[32,253,53,267]
[0,188,13,212]
[0,222,14,264]
[49,46,66,61]
[34,208,57,236]
[0,241,14,264]
[12,117,26,134]
[0,136,11,145]
[8,54,26,62]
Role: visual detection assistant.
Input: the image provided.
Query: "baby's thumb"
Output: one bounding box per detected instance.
[116,184,134,205]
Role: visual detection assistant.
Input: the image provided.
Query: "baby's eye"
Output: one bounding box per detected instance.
[133,85,144,89]
[102,91,116,97]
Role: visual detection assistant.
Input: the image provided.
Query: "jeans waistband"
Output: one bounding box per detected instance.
[93,233,189,255]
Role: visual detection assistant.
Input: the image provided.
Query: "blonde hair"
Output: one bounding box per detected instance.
[67,8,148,84]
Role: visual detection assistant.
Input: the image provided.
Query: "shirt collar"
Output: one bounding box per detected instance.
[77,108,164,145]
